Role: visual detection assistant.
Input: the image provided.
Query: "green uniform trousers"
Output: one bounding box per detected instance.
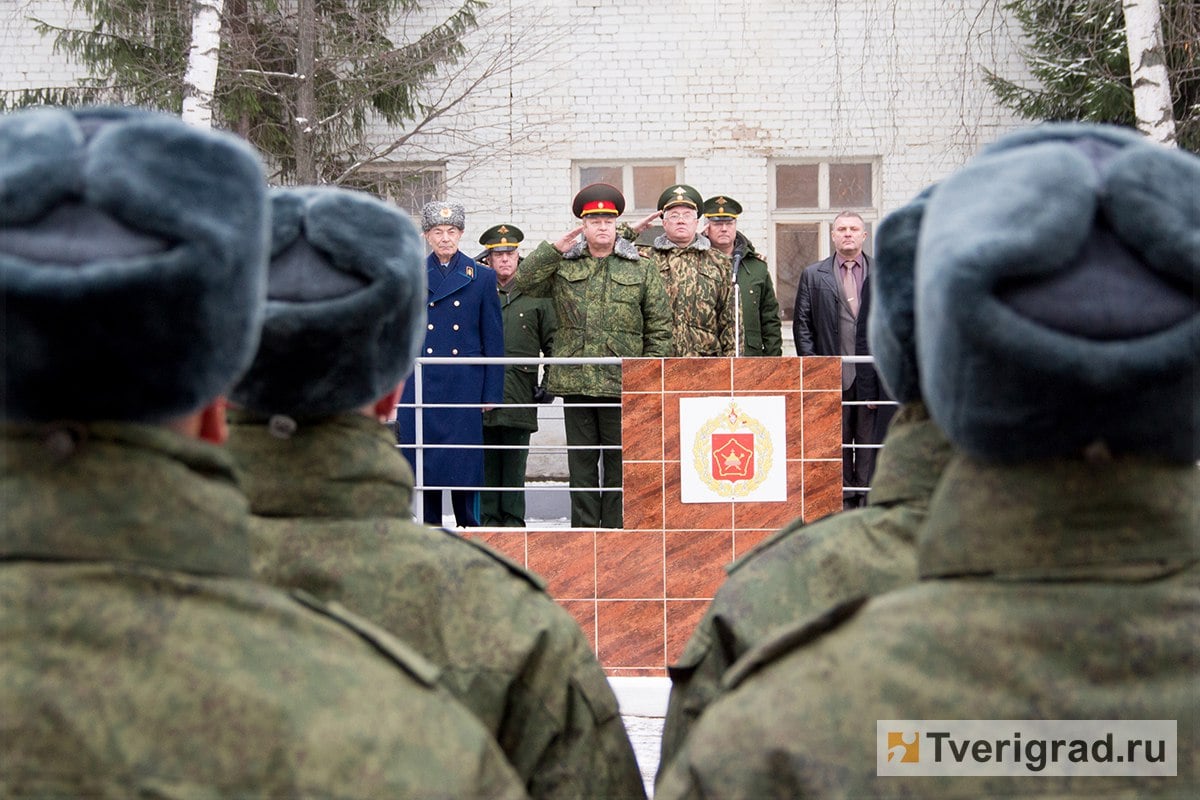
[563,395,622,528]
[481,426,532,527]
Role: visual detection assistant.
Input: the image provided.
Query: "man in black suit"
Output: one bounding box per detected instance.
[792,211,883,509]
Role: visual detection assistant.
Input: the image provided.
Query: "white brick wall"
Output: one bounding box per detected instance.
[0,3,91,90]
[1,0,1030,271]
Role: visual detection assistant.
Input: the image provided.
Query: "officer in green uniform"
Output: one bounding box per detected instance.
[657,186,952,777]
[476,224,557,527]
[656,123,1200,798]
[515,183,673,528]
[625,184,738,356]
[701,195,783,356]
[0,107,524,799]
[227,186,645,800]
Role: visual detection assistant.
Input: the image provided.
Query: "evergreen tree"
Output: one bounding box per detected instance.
[9,0,487,183]
[985,0,1198,152]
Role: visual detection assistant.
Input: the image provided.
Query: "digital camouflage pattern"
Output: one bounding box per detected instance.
[484,281,556,432]
[0,423,525,799]
[515,239,672,398]
[656,455,1200,799]
[658,403,952,775]
[731,233,783,357]
[635,235,738,357]
[226,411,647,800]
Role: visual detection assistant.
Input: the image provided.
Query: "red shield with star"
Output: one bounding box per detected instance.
[711,433,754,483]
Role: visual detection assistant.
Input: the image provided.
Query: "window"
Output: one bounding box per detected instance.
[575,161,681,244]
[344,163,446,218]
[773,160,878,322]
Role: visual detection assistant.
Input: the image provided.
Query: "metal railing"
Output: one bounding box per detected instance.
[397,355,895,524]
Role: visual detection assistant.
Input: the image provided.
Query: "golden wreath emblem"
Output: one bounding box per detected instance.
[692,401,773,498]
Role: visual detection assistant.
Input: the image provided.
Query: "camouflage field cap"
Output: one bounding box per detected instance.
[658,184,703,213]
[0,106,268,423]
[702,195,742,220]
[478,224,524,252]
[231,187,427,419]
[917,123,1199,463]
[421,201,465,232]
[572,183,625,218]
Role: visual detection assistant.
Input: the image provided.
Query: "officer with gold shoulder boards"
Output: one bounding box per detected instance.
[396,201,505,527]
[702,195,783,356]
[476,223,557,527]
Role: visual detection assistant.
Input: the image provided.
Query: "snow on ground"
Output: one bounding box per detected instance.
[611,677,670,797]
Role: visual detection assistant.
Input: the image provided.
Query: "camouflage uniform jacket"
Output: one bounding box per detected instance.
[515,238,672,398]
[484,280,557,432]
[635,233,738,357]
[658,403,951,775]
[0,423,525,799]
[731,232,783,356]
[656,455,1200,799]
[227,411,646,800]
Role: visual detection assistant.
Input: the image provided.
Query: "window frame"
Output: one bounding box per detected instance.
[771,158,880,323]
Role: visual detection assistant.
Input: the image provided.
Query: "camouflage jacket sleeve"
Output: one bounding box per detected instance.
[708,250,739,357]
[522,641,648,800]
[658,604,732,779]
[513,240,565,298]
[641,263,674,357]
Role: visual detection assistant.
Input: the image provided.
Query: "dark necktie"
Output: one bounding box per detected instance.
[842,262,859,316]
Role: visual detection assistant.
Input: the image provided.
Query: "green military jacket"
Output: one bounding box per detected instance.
[658,403,952,775]
[0,423,524,799]
[732,233,783,357]
[516,238,672,398]
[635,234,738,357]
[656,454,1200,799]
[484,279,556,432]
[227,411,646,800]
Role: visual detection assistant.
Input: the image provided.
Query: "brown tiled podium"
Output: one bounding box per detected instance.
[467,356,843,675]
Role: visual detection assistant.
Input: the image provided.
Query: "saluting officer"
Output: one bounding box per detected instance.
[397,201,504,527]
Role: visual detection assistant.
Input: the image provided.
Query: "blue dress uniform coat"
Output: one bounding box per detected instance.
[398,250,505,491]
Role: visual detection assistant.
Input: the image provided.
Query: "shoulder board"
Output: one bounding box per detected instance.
[290,588,441,686]
[442,528,548,591]
[722,595,869,691]
[727,517,807,574]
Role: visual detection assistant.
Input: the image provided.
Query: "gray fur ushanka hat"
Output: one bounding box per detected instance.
[917,123,1199,463]
[0,106,268,423]
[867,185,936,404]
[230,187,427,418]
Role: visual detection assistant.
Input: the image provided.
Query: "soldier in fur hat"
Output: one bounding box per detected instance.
[657,123,1200,798]
[0,107,523,798]
[227,187,644,800]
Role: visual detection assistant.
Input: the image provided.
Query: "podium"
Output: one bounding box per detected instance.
[469,355,844,674]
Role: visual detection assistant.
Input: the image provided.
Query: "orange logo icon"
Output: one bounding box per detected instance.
[887,731,919,763]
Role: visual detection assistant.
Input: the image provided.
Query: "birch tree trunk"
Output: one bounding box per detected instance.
[1122,0,1177,146]
[181,0,224,129]
[294,0,318,183]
